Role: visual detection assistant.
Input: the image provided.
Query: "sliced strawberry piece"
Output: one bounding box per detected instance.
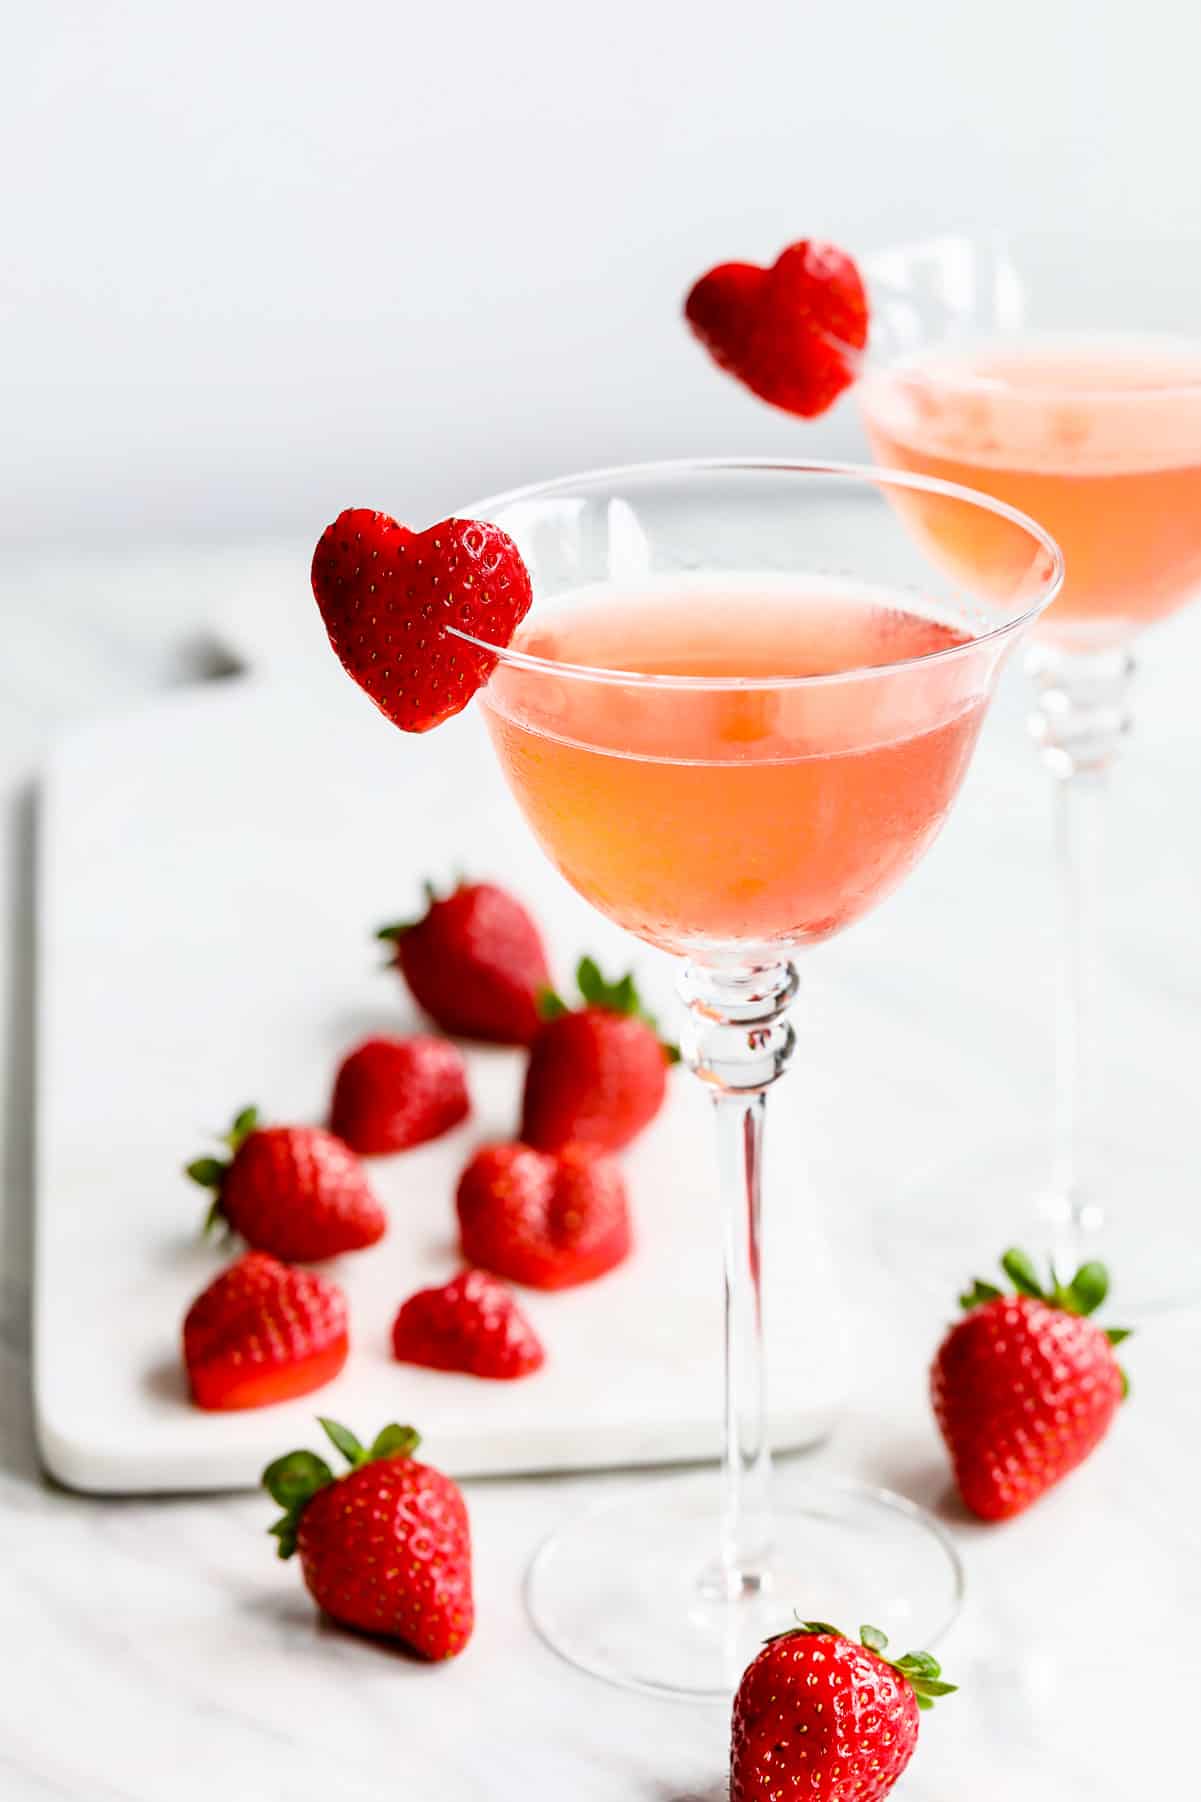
[183,1251,349,1410]
[311,509,533,732]
[392,1269,545,1379]
[456,1141,632,1290]
[330,1035,470,1156]
[685,240,868,418]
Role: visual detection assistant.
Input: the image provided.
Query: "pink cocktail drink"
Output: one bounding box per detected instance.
[855,234,1201,1308]
[860,337,1201,645]
[481,581,986,955]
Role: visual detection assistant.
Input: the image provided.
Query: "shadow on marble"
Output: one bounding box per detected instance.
[173,633,246,685]
[326,1005,421,1046]
[644,1782,727,1802]
[143,1353,190,1406]
[854,1443,973,1527]
[146,1227,223,1271]
[234,1586,454,1669]
[0,782,39,1484]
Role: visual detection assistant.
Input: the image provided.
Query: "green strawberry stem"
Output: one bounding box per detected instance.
[184,1105,260,1235]
[959,1247,1132,1396]
[376,874,469,942]
[262,1420,421,1560]
[765,1620,956,1713]
[540,956,681,1062]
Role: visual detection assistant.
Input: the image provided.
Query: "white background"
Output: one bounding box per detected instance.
[6,0,1201,548]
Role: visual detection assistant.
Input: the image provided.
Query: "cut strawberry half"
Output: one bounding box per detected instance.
[456,1141,633,1290]
[183,1251,349,1411]
[311,509,533,732]
[392,1269,546,1380]
[685,240,868,418]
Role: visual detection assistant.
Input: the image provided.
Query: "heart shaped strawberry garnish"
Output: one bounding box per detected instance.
[456,1142,632,1290]
[685,240,868,419]
[311,509,533,732]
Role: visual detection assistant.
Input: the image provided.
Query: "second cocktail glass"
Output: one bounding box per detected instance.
[453,460,1061,1699]
[859,235,1201,1311]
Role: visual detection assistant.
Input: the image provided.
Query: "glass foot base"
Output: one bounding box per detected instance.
[876,1133,1201,1316]
[525,1466,964,1700]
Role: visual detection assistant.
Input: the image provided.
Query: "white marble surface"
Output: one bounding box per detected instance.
[2,540,1199,1800]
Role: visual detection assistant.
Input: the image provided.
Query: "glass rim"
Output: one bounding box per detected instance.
[863,331,1201,402]
[450,456,1064,692]
[862,233,1201,399]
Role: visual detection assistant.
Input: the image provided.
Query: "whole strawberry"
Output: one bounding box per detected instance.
[378,879,550,1045]
[686,239,869,419]
[392,1269,545,1379]
[330,1035,469,1156]
[932,1248,1130,1521]
[457,1141,632,1289]
[263,1418,473,1660]
[311,509,532,733]
[186,1107,387,1261]
[521,957,677,1154]
[731,1621,954,1802]
[184,1252,349,1410]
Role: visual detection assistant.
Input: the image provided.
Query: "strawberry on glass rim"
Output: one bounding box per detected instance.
[684,239,868,418]
[311,508,533,732]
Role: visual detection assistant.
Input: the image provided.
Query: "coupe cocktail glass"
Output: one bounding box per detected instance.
[859,236,1201,1312]
[451,460,1060,1699]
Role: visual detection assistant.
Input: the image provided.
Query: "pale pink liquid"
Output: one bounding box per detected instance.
[481,581,989,954]
[861,337,1201,643]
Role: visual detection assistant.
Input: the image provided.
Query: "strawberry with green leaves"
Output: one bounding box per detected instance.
[521,957,678,1154]
[378,878,550,1046]
[932,1248,1130,1521]
[731,1620,954,1802]
[186,1107,386,1262]
[264,1418,473,1660]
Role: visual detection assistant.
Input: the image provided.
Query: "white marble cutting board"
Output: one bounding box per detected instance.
[33,652,846,1493]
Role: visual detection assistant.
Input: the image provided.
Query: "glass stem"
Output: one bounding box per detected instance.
[1028,643,1135,1254]
[678,958,798,1599]
[1051,764,1106,1232]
